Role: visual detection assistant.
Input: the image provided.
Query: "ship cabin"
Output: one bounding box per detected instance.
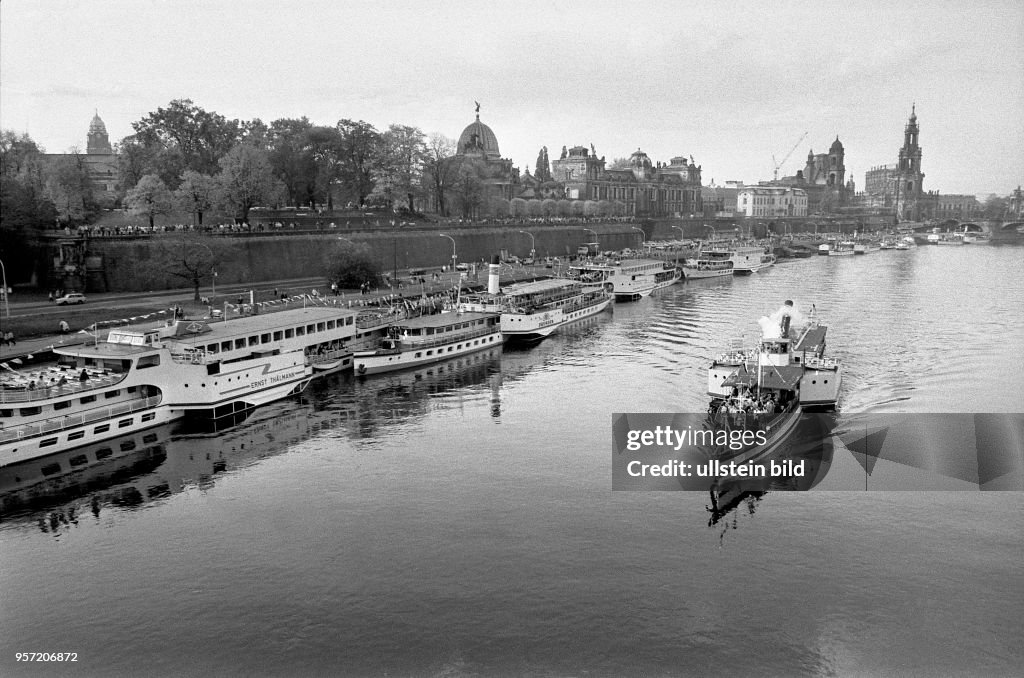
[380,311,501,352]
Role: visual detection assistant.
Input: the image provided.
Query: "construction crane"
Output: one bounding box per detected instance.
[772,131,808,181]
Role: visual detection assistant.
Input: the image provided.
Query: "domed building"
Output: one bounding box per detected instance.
[450,105,519,217]
[42,110,119,197]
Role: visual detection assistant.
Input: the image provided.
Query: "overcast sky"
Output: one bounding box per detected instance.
[2,0,1021,196]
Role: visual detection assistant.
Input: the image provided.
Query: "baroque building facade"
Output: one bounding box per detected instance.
[763,136,848,213]
[861,106,926,221]
[736,185,808,218]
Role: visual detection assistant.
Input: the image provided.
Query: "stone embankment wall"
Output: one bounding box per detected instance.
[86,223,657,292]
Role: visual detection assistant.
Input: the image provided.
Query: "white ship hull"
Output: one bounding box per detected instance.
[684,267,734,279]
[2,403,179,468]
[354,330,503,375]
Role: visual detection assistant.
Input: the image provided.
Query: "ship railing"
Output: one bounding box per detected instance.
[0,370,129,404]
[804,356,840,370]
[388,325,499,352]
[0,395,163,444]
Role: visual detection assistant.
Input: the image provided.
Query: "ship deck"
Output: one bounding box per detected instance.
[794,325,828,353]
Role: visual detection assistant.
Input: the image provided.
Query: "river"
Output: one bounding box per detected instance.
[1,243,1022,677]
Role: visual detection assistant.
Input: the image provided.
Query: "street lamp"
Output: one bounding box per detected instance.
[0,257,8,319]
[518,230,535,261]
[439,233,457,271]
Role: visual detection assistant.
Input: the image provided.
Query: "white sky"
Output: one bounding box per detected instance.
[2,0,1021,196]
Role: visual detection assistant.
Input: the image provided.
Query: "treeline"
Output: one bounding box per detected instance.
[0,98,510,237]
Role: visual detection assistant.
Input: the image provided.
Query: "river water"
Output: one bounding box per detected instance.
[1,244,1022,677]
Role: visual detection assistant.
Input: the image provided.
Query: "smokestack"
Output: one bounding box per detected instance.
[780,299,793,337]
[488,255,501,295]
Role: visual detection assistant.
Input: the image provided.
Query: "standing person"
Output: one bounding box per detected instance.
[59,319,70,334]
[48,291,54,303]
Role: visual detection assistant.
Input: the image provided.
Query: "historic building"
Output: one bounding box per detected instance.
[763,136,848,213]
[454,106,520,210]
[42,111,119,195]
[736,185,808,218]
[861,106,926,220]
[550,146,703,217]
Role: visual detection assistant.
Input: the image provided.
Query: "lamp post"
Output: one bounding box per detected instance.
[0,257,8,319]
[518,230,535,262]
[439,233,457,272]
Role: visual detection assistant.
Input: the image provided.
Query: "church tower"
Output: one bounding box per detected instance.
[896,104,925,220]
[87,110,113,155]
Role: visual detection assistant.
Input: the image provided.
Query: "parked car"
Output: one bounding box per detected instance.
[55,292,86,305]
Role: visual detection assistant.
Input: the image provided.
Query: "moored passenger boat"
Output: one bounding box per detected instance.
[726,244,767,274]
[460,277,611,343]
[0,306,374,466]
[828,241,856,256]
[682,249,734,279]
[569,258,680,300]
[353,311,503,375]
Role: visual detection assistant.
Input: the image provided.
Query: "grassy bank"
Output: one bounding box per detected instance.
[7,301,211,341]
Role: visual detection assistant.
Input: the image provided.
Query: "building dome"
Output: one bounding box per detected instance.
[830,136,843,153]
[458,115,501,159]
[629,148,652,169]
[89,112,108,137]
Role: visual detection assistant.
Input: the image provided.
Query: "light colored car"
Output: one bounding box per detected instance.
[55,292,86,305]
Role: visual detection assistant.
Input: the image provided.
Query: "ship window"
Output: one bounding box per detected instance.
[53,400,72,410]
[105,390,120,399]
[41,462,61,474]
[306,324,315,334]
[415,352,422,357]
[317,323,325,332]
[118,418,133,428]
[824,379,828,384]
[95,447,112,459]
[248,336,259,346]
[220,341,231,351]
[69,450,88,462]
[68,432,86,443]
[273,331,283,341]
[285,328,294,338]
[295,327,305,336]
[94,424,110,434]
[261,333,271,343]
[235,339,246,349]
[427,350,433,356]
[137,354,161,369]
[0,409,12,417]
[142,412,156,422]
[206,344,218,354]
[327,320,336,329]
[346,317,353,325]
[20,406,42,416]
[40,437,58,448]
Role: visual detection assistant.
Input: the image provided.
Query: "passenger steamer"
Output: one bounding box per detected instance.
[353,310,503,375]
[700,302,842,461]
[681,249,734,279]
[569,258,680,300]
[0,305,375,467]
[460,270,611,342]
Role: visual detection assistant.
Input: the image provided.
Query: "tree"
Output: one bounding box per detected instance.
[422,133,458,216]
[216,143,276,223]
[535,146,551,181]
[131,99,242,179]
[44,151,97,224]
[124,173,173,228]
[336,119,381,207]
[450,159,485,219]
[154,234,231,301]
[374,124,426,212]
[175,170,217,226]
[982,194,1009,218]
[323,240,381,289]
[305,126,344,210]
[268,117,316,208]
